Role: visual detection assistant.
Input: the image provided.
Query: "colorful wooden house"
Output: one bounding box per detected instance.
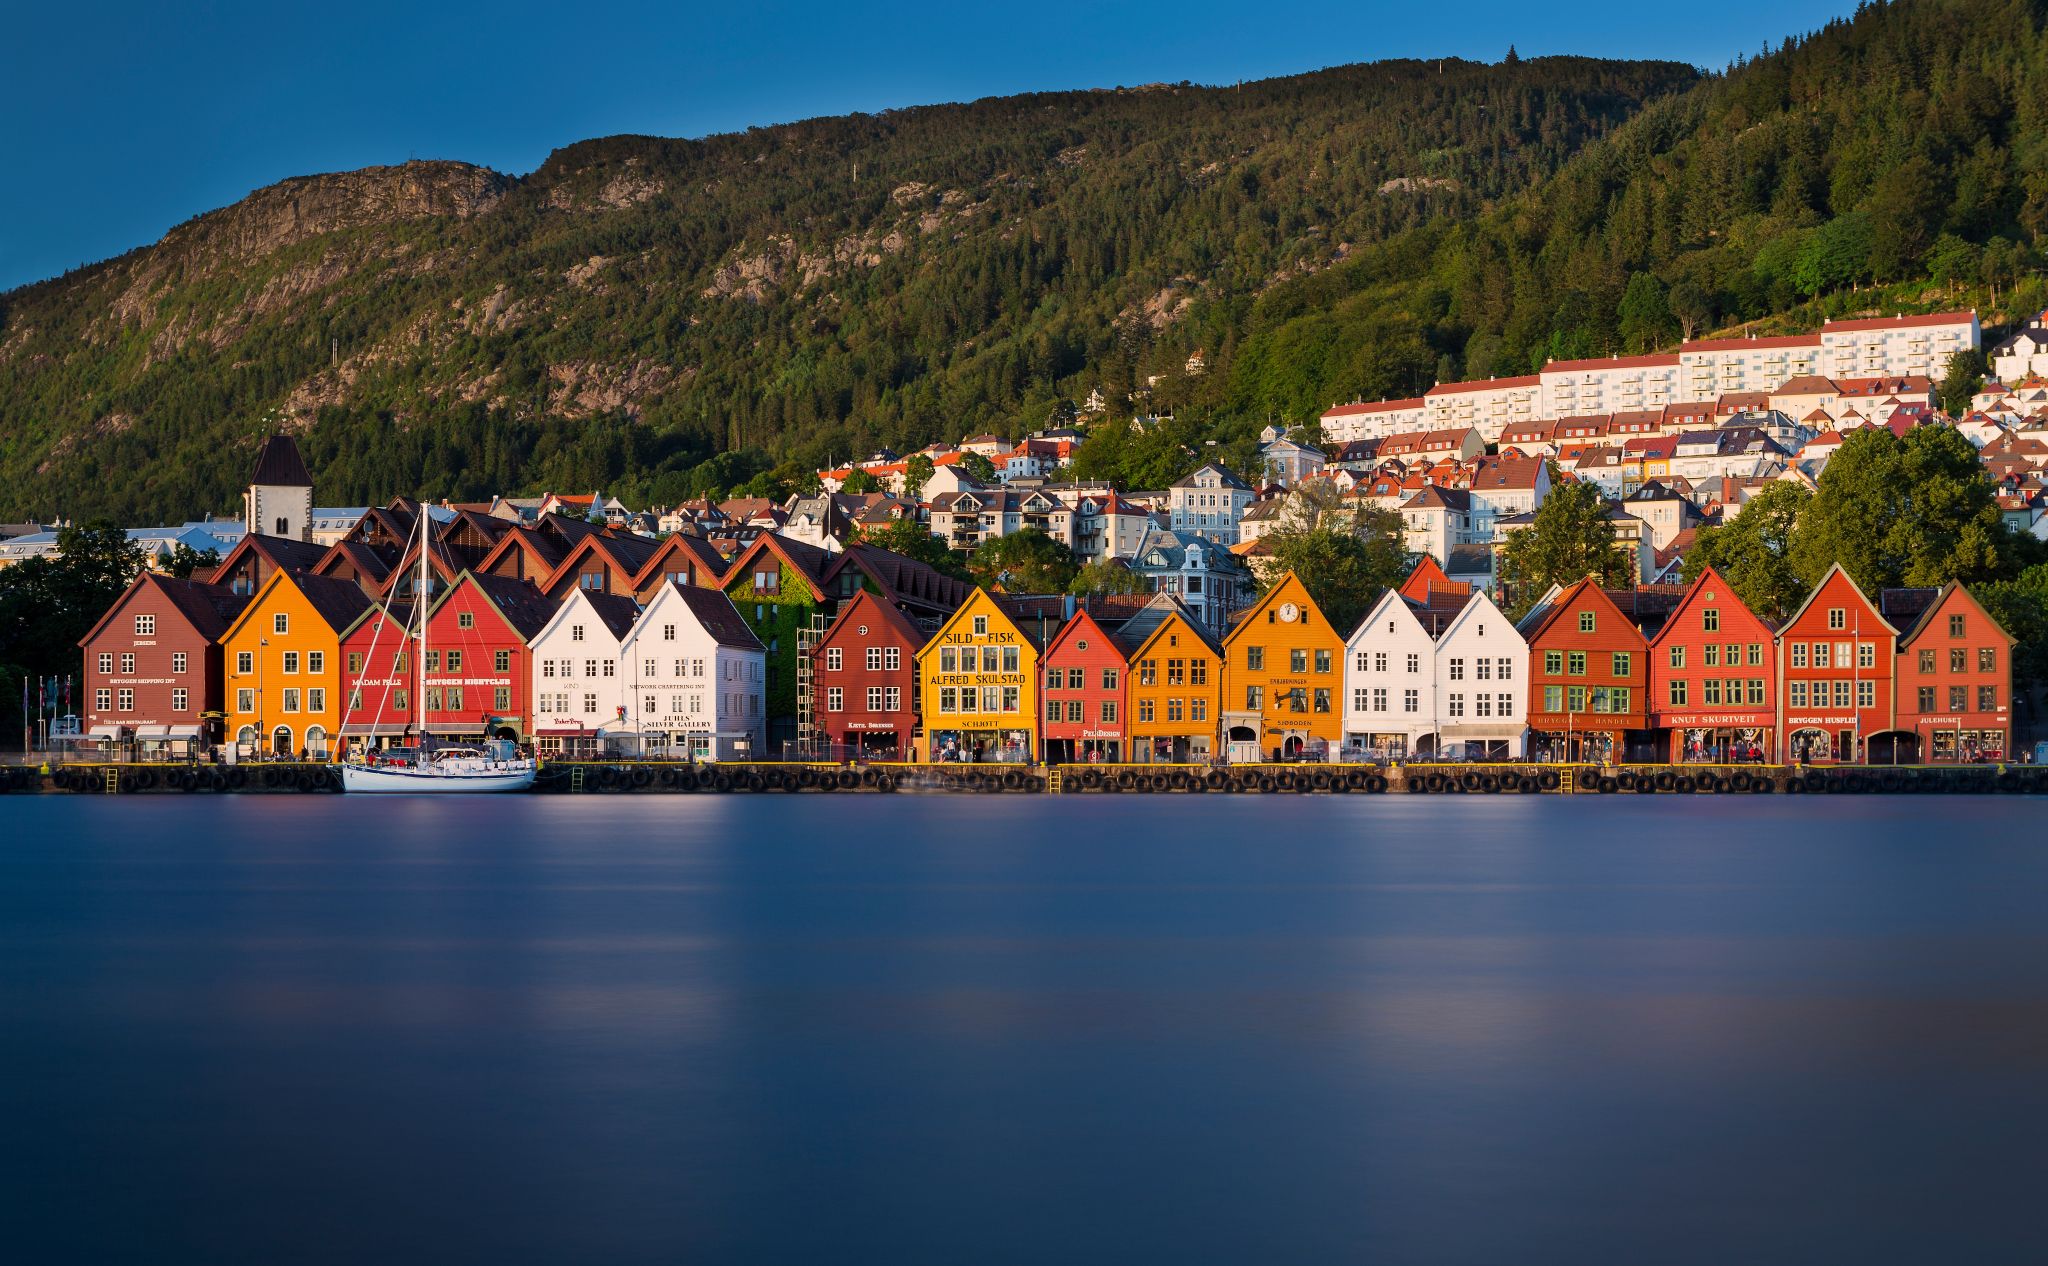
[618,579,766,760]
[915,588,1042,762]
[1038,604,1129,763]
[1516,578,1658,763]
[1220,572,1345,761]
[219,570,372,757]
[418,571,557,743]
[1773,564,1899,764]
[525,589,643,756]
[1891,581,2014,762]
[1118,593,1225,764]
[811,589,927,759]
[78,573,250,751]
[338,601,417,750]
[1646,565,1778,763]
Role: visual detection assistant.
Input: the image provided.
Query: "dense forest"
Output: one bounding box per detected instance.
[6,0,2048,522]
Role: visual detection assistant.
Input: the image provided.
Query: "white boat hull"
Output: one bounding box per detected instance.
[339,763,536,794]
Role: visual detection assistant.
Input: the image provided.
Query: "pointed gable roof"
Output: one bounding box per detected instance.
[1645,564,1776,647]
[220,568,374,645]
[1396,555,1468,604]
[643,578,765,651]
[1516,575,1638,644]
[1223,571,1333,646]
[1775,562,1897,638]
[1890,580,2015,649]
[632,532,730,588]
[1040,605,1126,666]
[1346,584,1431,648]
[215,532,326,579]
[721,531,838,601]
[78,572,251,649]
[430,570,558,643]
[249,434,312,486]
[915,587,1041,659]
[1112,592,1223,660]
[815,587,929,656]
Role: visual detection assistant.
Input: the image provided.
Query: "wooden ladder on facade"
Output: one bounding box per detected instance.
[1046,768,1063,795]
[103,767,120,795]
[569,765,585,793]
[1558,767,1575,796]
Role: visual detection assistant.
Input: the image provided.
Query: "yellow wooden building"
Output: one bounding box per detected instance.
[915,589,1042,762]
[1220,571,1346,761]
[219,570,372,758]
[1121,594,1225,763]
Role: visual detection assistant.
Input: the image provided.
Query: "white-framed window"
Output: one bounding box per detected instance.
[571,625,585,642]
[94,688,111,711]
[171,652,187,674]
[308,651,324,674]
[307,688,325,713]
[826,647,843,671]
[235,688,253,712]
[884,647,900,671]
[135,614,155,636]
[282,651,299,674]
[281,689,301,713]
[827,687,843,712]
[98,652,113,674]
[867,686,884,711]
[119,653,134,675]
[866,647,883,671]
[273,613,289,635]
[884,687,900,711]
[171,688,188,711]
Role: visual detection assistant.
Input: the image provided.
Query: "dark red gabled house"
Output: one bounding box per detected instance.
[810,588,927,758]
[1517,578,1671,763]
[78,573,251,748]
[1889,582,2015,762]
[1646,565,1778,763]
[1038,605,1129,763]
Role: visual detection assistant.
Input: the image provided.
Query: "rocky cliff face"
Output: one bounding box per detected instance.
[157,160,513,270]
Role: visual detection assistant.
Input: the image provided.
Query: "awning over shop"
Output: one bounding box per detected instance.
[1437,724,1528,740]
[133,724,172,743]
[340,722,414,737]
[86,724,127,741]
[166,724,204,740]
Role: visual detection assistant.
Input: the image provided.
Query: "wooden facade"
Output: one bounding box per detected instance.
[1120,596,1225,763]
[915,589,1041,762]
[812,589,926,758]
[1893,582,2015,762]
[78,573,249,747]
[1647,565,1778,762]
[1519,579,1653,763]
[219,571,371,758]
[1038,607,1128,763]
[1774,564,1899,763]
[1220,572,1345,761]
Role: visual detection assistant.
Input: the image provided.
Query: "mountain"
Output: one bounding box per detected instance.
[0,56,1695,520]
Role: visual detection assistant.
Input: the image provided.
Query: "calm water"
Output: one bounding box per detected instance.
[4,794,2047,1264]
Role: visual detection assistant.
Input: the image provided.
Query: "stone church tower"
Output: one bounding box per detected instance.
[244,434,313,542]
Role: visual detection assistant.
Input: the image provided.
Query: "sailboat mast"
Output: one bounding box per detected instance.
[416,505,428,739]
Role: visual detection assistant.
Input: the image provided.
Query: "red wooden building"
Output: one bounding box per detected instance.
[810,589,927,758]
[1890,581,2014,762]
[418,571,558,742]
[1646,565,1777,763]
[1039,605,1129,763]
[1517,578,1670,763]
[78,573,250,750]
[338,601,418,749]
[1774,564,1900,763]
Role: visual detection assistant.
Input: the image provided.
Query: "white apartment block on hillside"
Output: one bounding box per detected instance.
[1319,397,1429,443]
[1539,355,1682,419]
[1424,376,1542,442]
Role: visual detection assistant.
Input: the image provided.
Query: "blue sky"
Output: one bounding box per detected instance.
[1,0,1858,291]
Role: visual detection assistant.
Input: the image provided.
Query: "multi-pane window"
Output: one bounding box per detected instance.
[868,687,885,712]
[1246,647,1265,671]
[171,688,188,711]
[1857,681,1874,708]
[866,648,884,672]
[117,688,134,711]
[281,651,299,674]
[1669,646,1686,669]
[1138,698,1156,723]
[98,652,113,674]
[1448,658,1464,681]
[1668,680,1688,706]
[1290,649,1307,674]
[1979,685,1998,711]
[1544,651,1563,675]
[1403,689,1418,713]
[1314,650,1332,674]
[1827,608,1845,630]
[119,653,135,674]
[1919,686,1937,711]
[1612,652,1632,678]
[1578,611,1595,633]
[1791,644,1808,669]
[1701,609,1719,632]
[308,688,325,713]
[1949,686,1968,711]
[495,650,511,673]
[235,688,253,712]
[273,613,289,635]
[1950,614,1967,637]
[1950,648,1967,672]
[827,687,844,712]
[1857,644,1875,670]
[1789,682,1808,708]
[281,689,301,713]
[135,614,155,636]
[885,688,901,712]
[1567,651,1587,676]
[1447,693,1464,718]
[494,687,511,711]
[1979,647,1997,671]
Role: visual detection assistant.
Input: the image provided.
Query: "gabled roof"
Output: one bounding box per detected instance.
[221,568,375,645]
[834,542,974,614]
[215,532,327,578]
[541,530,664,593]
[1776,562,1897,637]
[1888,581,2016,648]
[1645,564,1774,646]
[653,579,765,651]
[630,532,730,588]
[1222,571,1331,646]
[1396,555,1466,603]
[1346,584,1432,646]
[815,587,929,654]
[249,434,313,486]
[1517,576,1634,643]
[1112,592,1220,660]
[1041,605,1127,665]
[722,531,839,600]
[429,570,558,642]
[533,588,642,645]
[78,573,251,648]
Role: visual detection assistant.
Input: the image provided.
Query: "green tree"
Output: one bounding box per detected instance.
[164,544,221,579]
[959,452,998,484]
[858,518,973,581]
[1259,485,1412,632]
[1788,425,2014,591]
[1497,475,1634,618]
[0,523,148,743]
[1616,273,1673,353]
[1681,481,1813,622]
[1068,559,1145,597]
[1937,348,1988,417]
[1668,279,1715,340]
[1864,156,1946,279]
[1790,213,1872,296]
[968,528,1078,594]
[841,468,880,495]
[1976,562,2048,698]
[903,453,935,497]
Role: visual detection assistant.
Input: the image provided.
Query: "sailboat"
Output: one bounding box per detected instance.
[340,502,537,794]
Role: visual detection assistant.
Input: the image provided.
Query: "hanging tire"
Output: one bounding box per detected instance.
[1367,774,1388,793]
[1256,775,1276,793]
[1537,769,1560,791]
[1729,771,1753,792]
[1116,770,1137,790]
[1479,773,1500,793]
[874,773,895,793]
[1205,770,1227,791]
[1002,770,1023,790]
[1597,776,1618,793]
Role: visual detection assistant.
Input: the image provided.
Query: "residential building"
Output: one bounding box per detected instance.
[1319,397,1428,443]
[1646,566,1777,763]
[810,589,926,759]
[1773,564,1899,764]
[1819,311,1978,381]
[1123,524,1254,636]
[525,589,642,757]
[1166,464,1255,544]
[1220,572,1345,761]
[1039,605,1129,763]
[1539,354,1682,418]
[416,571,556,743]
[1889,582,2014,763]
[1424,376,1541,442]
[915,589,1042,762]
[619,579,766,760]
[1517,579,1661,763]
[1118,593,1225,763]
[219,570,372,757]
[77,573,249,751]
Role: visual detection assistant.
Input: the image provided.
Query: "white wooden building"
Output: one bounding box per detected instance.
[526,589,641,756]
[618,579,766,761]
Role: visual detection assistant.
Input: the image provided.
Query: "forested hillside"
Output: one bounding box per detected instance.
[0,56,1694,520]
[8,0,2048,523]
